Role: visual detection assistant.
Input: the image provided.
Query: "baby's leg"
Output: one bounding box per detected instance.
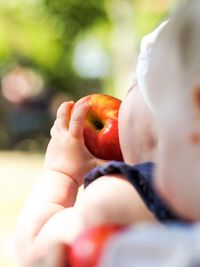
[29,174,156,265]
[31,174,156,245]
[75,174,156,227]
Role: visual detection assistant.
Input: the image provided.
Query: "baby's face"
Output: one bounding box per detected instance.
[118,83,157,164]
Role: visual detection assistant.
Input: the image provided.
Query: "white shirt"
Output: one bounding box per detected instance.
[99,223,200,267]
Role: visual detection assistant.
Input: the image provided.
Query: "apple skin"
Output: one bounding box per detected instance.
[76,94,123,161]
[68,224,125,267]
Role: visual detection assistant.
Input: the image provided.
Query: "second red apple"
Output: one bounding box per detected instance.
[68,224,126,267]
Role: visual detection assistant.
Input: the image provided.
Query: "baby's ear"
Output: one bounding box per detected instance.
[188,86,200,145]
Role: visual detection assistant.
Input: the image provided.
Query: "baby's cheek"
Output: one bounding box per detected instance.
[118,112,128,159]
[119,122,136,164]
[118,94,138,163]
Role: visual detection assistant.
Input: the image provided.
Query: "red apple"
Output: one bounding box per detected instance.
[68,224,125,267]
[76,94,123,161]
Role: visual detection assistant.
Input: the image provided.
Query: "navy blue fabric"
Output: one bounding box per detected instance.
[84,161,182,223]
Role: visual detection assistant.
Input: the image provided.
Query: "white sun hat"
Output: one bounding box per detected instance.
[136,21,168,111]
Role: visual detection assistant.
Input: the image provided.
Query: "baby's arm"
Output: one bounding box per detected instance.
[15,101,101,265]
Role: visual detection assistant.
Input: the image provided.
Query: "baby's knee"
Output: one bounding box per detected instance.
[75,179,119,227]
[75,175,155,227]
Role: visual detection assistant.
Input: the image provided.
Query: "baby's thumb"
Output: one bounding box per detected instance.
[69,102,89,139]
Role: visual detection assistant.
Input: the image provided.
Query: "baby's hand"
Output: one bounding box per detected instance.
[44,101,99,186]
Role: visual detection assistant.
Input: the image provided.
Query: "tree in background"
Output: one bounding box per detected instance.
[0,0,109,99]
[0,0,175,97]
[0,0,174,150]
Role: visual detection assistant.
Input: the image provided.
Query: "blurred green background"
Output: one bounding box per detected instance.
[0,0,174,266]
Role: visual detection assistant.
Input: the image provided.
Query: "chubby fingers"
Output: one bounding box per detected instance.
[57,101,74,129]
[50,101,74,136]
[50,100,89,139]
[69,102,89,139]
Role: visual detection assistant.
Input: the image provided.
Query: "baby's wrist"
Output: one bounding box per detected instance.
[49,169,78,186]
[42,168,80,191]
[34,168,78,208]
[43,165,79,185]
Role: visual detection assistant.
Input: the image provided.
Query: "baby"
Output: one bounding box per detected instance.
[15,82,161,266]
[15,12,187,267]
[139,0,200,220]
